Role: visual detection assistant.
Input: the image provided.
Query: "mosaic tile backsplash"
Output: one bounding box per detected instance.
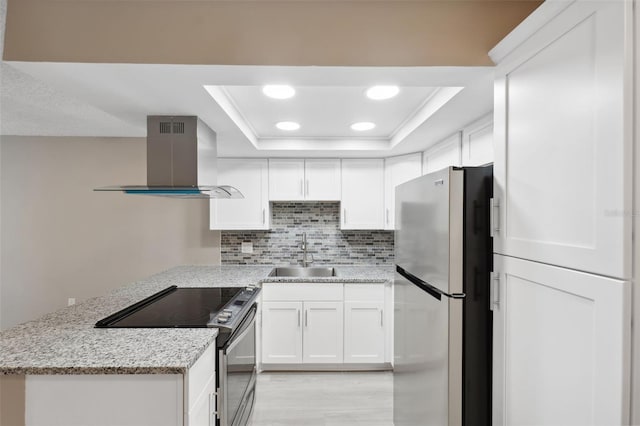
[221,202,394,265]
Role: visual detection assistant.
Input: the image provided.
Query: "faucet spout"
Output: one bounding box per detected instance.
[301,232,314,267]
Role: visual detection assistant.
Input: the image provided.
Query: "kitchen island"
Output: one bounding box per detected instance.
[0,264,393,425]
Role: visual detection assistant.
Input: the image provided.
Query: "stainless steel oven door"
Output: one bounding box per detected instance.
[218,303,257,426]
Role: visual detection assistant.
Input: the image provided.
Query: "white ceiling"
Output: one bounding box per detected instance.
[0,62,495,158]
[219,85,438,139]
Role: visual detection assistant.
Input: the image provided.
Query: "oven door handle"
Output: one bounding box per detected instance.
[223,303,257,353]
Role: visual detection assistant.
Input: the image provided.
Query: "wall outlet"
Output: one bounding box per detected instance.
[241,242,253,254]
[67,298,76,306]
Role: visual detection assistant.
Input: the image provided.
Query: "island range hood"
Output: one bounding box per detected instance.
[95,116,243,199]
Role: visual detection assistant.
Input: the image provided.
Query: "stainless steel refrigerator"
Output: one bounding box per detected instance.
[393,166,492,426]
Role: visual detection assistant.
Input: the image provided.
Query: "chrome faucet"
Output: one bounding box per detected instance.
[301,232,314,267]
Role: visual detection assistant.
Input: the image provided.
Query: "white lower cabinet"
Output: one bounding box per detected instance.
[260,282,389,369]
[25,341,216,426]
[492,255,631,426]
[261,301,303,364]
[302,301,344,363]
[344,301,384,363]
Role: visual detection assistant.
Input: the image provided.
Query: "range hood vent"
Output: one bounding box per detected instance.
[95,116,243,199]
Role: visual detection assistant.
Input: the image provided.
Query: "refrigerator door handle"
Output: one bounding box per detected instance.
[396,265,466,300]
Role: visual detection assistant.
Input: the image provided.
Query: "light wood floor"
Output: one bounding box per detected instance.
[248,371,393,426]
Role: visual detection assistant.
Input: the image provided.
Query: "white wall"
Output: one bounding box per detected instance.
[0,136,220,330]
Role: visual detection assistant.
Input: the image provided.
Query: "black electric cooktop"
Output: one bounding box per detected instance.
[95,286,253,328]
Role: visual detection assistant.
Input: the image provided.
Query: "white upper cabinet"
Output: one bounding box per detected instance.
[210,158,270,230]
[492,255,630,426]
[461,115,493,167]
[492,0,632,279]
[304,159,341,200]
[341,159,385,230]
[268,159,305,201]
[384,153,422,230]
[268,159,341,201]
[422,133,462,175]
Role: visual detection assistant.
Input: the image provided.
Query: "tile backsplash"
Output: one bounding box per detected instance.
[221,202,394,265]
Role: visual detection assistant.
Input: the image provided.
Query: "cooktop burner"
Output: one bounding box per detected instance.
[95,286,258,329]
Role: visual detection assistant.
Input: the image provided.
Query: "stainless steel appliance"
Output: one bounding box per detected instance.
[96,285,260,426]
[393,166,492,426]
[94,116,243,199]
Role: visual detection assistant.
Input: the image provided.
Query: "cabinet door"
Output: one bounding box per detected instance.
[210,159,269,230]
[384,153,422,230]
[493,0,631,279]
[304,159,341,201]
[302,301,344,364]
[344,301,385,363]
[261,301,303,364]
[268,159,305,201]
[492,255,630,426]
[341,159,384,230]
[461,116,493,167]
[422,133,461,175]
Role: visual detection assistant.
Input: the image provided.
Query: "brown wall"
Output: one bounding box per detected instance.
[4,0,541,66]
[0,136,220,330]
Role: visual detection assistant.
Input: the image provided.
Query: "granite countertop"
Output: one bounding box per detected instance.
[0,264,393,376]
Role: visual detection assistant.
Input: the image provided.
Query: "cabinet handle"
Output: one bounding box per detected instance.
[305,310,308,327]
[490,273,500,311]
[380,309,384,327]
[306,179,309,196]
[262,208,266,224]
[386,208,389,225]
[297,309,301,327]
[343,208,347,224]
[300,180,304,196]
[490,198,500,236]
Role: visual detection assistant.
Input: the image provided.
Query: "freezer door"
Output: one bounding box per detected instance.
[393,271,463,426]
[395,167,464,294]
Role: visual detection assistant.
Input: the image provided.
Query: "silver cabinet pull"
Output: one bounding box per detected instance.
[490,198,500,236]
[305,179,309,196]
[490,273,500,311]
[262,208,266,224]
[386,208,390,225]
[380,309,384,327]
[305,310,308,327]
[343,208,347,224]
[297,309,301,327]
[300,179,304,196]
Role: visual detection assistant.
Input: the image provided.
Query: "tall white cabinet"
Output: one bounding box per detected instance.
[492,0,631,279]
[492,256,630,426]
[490,1,633,424]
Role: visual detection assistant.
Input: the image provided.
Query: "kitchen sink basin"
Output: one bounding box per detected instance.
[268,267,337,277]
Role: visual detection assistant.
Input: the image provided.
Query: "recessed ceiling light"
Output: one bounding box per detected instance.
[351,122,376,131]
[262,85,296,99]
[276,121,301,131]
[366,85,399,100]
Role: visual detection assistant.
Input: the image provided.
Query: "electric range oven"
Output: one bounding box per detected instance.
[95,285,260,426]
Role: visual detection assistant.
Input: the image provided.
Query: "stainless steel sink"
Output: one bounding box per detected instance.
[268,267,337,277]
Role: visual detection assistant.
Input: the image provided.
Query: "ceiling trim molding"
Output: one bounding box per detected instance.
[203,85,258,148]
[389,86,464,149]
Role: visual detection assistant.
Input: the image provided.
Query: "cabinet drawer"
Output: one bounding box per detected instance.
[344,283,384,301]
[262,283,343,301]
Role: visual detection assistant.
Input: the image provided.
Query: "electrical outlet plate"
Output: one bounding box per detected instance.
[241,242,253,254]
[67,298,76,306]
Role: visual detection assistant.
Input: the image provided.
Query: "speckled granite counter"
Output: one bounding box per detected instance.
[0,264,393,375]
